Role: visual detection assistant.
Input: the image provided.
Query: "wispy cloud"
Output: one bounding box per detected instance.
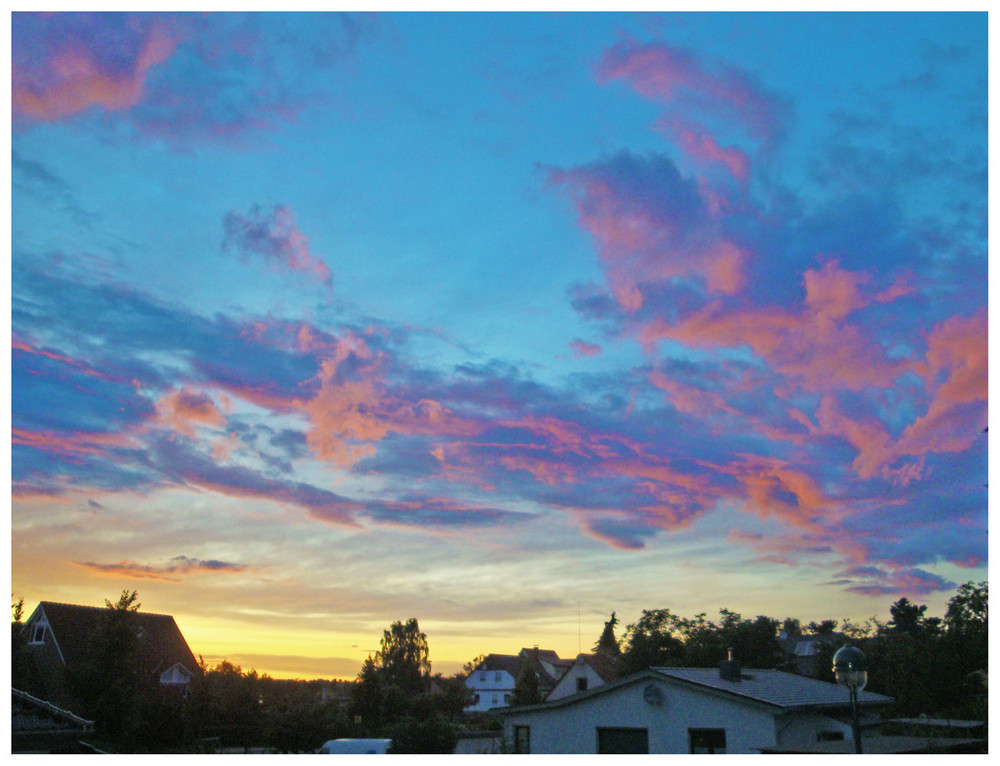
[223,204,332,287]
[74,555,248,582]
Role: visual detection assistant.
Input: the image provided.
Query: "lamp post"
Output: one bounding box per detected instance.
[832,644,868,754]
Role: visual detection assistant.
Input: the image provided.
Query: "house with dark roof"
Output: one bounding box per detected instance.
[778,630,851,677]
[15,601,201,711]
[464,647,572,713]
[546,652,619,701]
[500,660,894,754]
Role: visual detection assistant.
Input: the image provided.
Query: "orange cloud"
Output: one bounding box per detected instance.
[641,261,911,392]
[156,387,227,437]
[13,22,177,122]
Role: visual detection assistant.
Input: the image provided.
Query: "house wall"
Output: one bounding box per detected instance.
[776,712,853,749]
[547,662,607,701]
[503,678,780,754]
[464,670,515,712]
[19,611,73,707]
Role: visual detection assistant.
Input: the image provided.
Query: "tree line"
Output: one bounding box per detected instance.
[12,580,987,752]
[607,581,987,720]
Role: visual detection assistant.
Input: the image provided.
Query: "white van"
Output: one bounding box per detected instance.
[318,738,392,754]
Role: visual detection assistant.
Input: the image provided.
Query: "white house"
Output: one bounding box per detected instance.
[464,647,571,713]
[501,663,893,754]
[546,652,618,701]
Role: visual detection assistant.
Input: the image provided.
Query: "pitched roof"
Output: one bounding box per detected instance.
[31,601,199,677]
[581,652,618,682]
[502,666,894,715]
[654,667,893,710]
[478,653,523,676]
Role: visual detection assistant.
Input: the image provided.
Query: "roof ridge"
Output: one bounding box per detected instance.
[40,601,176,619]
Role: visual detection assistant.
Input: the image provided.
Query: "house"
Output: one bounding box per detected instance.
[11,688,95,753]
[464,647,572,713]
[500,660,894,754]
[546,652,618,701]
[779,630,849,676]
[16,601,201,710]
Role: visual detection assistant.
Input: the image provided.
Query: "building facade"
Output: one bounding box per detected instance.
[501,665,892,754]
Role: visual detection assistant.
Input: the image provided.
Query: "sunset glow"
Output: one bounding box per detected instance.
[11,12,987,680]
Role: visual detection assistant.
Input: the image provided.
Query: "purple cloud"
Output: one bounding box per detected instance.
[223,204,332,286]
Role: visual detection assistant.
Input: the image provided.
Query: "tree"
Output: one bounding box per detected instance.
[944,581,987,633]
[68,590,146,749]
[593,612,621,657]
[459,653,487,679]
[11,596,27,687]
[806,619,838,634]
[375,618,431,695]
[352,655,384,735]
[510,663,541,706]
[888,598,927,636]
[619,609,685,674]
[781,617,801,637]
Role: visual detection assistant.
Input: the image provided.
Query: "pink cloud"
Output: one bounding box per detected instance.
[13,17,178,123]
[223,204,332,286]
[297,332,482,467]
[73,555,248,583]
[546,152,749,312]
[649,369,739,419]
[12,426,139,461]
[596,39,782,142]
[569,338,602,357]
[156,387,227,437]
[656,116,751,181]
[640,261,911,392]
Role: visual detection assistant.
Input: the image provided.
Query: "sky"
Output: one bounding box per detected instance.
[10,11,988,680]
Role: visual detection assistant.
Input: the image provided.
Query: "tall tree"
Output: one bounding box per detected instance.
[68,590,145,749]
[888,598,927,636]
[619,609,685,674]
[511,663,541,706]
[375,618,431,695]
[593,612,621,657]
[351,655,384,734]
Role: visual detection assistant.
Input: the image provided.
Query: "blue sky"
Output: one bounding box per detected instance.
[10,11,987,679]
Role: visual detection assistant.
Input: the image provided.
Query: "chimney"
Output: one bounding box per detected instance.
[719,647,741,682]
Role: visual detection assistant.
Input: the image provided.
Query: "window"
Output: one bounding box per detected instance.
[576,677,588,692]
[29,624,47,644]
[504,693,511,704]
[479,672,487,682]
[495,671,502,681]
[818,731,845,742]
[514,726,530,754]
[689,729,727,754]
[472,694,480,704]
[597,728,649,754]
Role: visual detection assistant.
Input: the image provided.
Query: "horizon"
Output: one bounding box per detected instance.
[11,12,987,683]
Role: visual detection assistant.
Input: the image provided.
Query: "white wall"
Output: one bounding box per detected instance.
[464,670,515,712]
[504,677,779,754]
[547,661,606,701]
[775,712,852,749]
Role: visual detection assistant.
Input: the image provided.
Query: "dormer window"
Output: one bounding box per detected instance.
[30,623,47,644]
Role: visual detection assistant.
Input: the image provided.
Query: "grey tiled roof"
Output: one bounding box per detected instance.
[654,667,893,709]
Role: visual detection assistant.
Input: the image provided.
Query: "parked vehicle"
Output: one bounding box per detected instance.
[318,738,392,754]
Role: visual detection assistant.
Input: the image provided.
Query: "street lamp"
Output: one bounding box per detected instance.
[833,644,868,754]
